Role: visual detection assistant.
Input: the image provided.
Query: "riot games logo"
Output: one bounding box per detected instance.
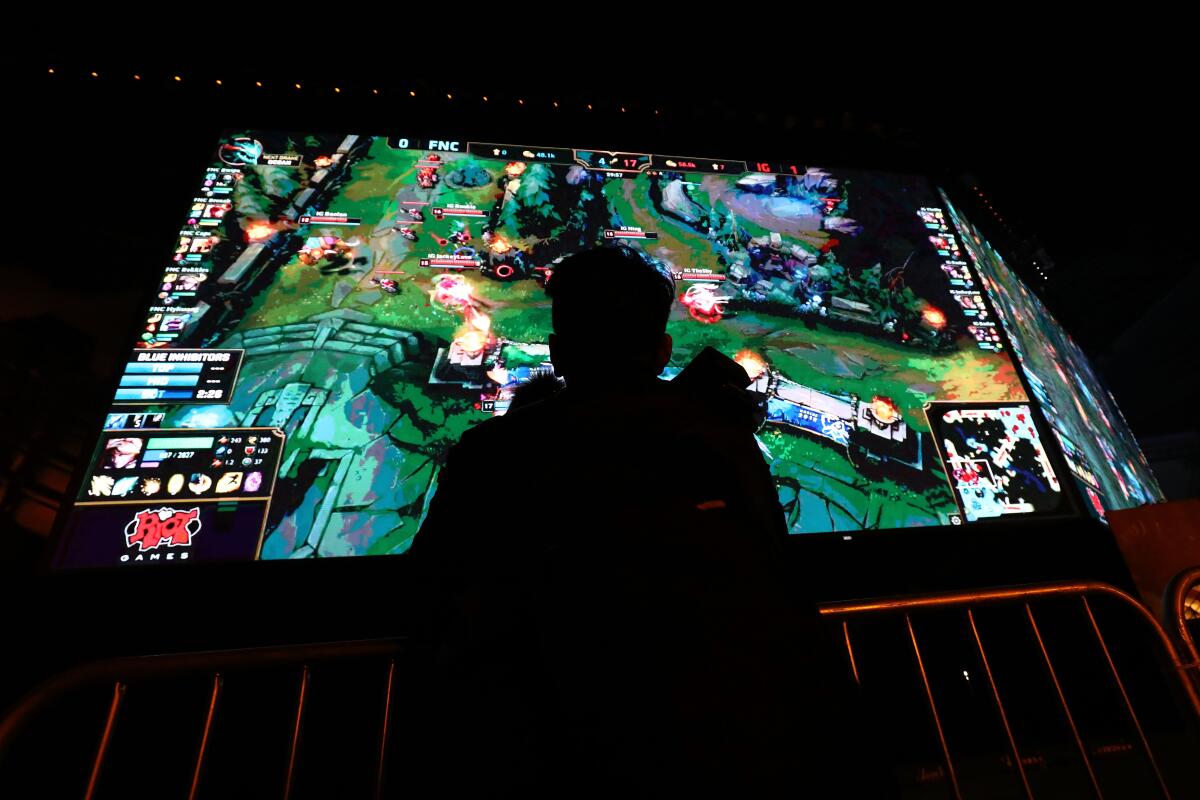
[121,507,201,562]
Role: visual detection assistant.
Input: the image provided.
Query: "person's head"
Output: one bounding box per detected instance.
[546,247,674,386]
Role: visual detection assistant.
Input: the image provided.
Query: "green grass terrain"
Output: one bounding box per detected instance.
[231,144,1026,544]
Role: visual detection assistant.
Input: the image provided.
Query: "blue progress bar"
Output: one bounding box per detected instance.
[114,389,195,401]
[119,375,200,388]
[123,362,204,374]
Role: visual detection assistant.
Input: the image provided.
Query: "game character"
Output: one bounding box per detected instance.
[431,273,473,308]
[449,227,472,246]
[404,207,425,222]
[395,226,419,242]
[297,235,350,266]
[417,167,439,189]
[370,277,399,294]
[178,273,207,291]
[162,314,191,333]
[680,284,728,323]
[103,437,143,469]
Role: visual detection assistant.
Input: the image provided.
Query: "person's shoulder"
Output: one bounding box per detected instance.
[453,394,561,450]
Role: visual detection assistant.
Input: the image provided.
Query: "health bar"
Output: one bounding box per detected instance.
[438,209,486,217]
[681,273,726,281]
[604,230,658,239]
[420,259,479,268]
[145,436,215,450]
[299,215,362,226]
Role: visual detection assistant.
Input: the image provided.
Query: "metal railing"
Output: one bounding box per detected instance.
[0,639,406,800]
[820,582,1200,799]
[3,581,1199,798]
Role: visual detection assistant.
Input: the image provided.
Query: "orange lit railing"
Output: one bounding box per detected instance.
[820,582,1200,799]
[3,582,1199,798]
[0,639,405,800]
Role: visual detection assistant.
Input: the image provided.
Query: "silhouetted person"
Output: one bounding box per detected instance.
[408,247,876,797]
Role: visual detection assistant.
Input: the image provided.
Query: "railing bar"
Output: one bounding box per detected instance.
[842,621,860,686]
[83,681,125,800]
[820,582,1200,724]
[283,666,310,800]
[906,613,962,800]
[968,609,1033,799]
[1026,603,1103,799]
[375,660,397,800]
[1081,596,1172,800]
[187,673,222,800]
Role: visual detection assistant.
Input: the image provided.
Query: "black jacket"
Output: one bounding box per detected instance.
[406,375,871,796]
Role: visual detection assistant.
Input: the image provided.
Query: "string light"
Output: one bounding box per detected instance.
[63,71,697,133]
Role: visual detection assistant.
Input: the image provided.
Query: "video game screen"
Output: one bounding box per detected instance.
[54,131,1082,568]
[942,195,1163,519]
